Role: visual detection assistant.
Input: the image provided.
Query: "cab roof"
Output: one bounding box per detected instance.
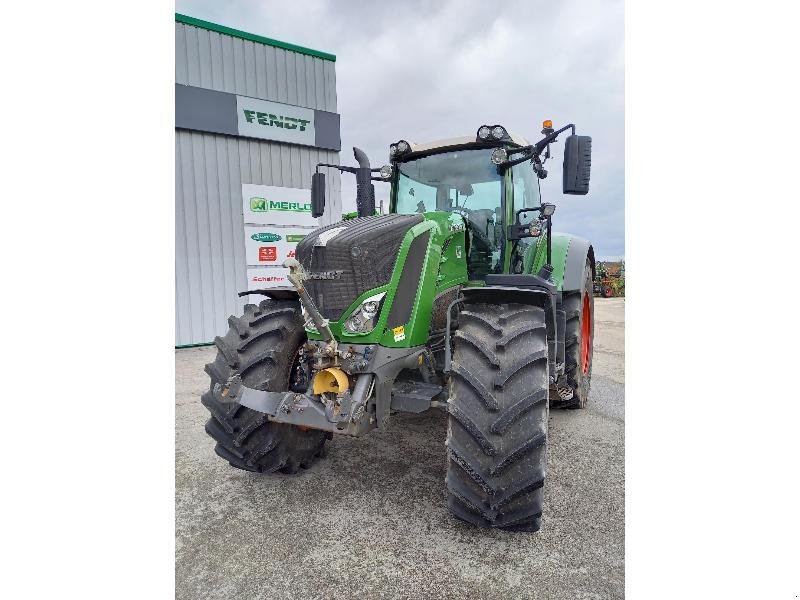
[407,132,531,154]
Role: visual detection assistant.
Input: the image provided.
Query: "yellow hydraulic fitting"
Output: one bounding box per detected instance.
[312,367,350,395]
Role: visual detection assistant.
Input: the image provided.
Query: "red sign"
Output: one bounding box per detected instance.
[258,246,277,262]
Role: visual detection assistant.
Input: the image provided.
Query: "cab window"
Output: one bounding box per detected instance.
[511,161,542,273]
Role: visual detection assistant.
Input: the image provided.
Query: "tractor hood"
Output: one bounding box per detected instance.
[295,214,424,321]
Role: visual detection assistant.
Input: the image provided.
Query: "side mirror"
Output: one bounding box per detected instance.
[562,135,592,195]
[311,172,326,218]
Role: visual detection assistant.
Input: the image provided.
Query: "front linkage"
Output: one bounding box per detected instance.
[216,258,438,436]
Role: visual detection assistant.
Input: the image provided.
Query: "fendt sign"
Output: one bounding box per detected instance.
[237,96,315,146]
[241,110,312,132]
[175,84,340,151]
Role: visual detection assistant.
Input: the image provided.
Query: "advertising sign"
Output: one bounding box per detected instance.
[244,226,310,266]
[247,267,291,290]
[242,184,317,227]
[236,96,315,146]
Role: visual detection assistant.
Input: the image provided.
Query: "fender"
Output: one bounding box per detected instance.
[454,275,559,377]
[237,288,299,301]
[550,233,595,292]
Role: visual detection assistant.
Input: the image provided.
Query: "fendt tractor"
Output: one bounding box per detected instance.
[202,121,594,532]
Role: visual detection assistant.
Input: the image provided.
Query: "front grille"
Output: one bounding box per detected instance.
[295,214,423,320]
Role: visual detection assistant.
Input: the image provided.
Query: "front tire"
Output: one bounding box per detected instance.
[560,259,594,409]
[201,299,327,474]
[446,303,549,532]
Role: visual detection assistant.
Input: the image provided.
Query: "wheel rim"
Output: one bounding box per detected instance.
[581,293,591,374]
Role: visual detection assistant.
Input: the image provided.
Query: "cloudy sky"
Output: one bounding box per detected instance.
[176,0,624,259]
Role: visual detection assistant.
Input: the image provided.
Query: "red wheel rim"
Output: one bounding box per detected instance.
[580,293,592,374]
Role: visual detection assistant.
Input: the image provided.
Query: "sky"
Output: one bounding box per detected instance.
[176,0,624,259]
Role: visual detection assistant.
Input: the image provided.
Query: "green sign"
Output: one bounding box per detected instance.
[286,234,306,243]
[250,197,267,211]
[251,232,282,242]
[249,197,312,213]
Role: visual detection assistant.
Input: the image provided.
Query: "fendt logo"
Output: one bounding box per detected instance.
[249,197,312,213]
[250,232,282,243]
[242,110,311,132]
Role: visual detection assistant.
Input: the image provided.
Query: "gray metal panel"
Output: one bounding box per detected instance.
[176,22,336,112]
[314,111,341,151]
[175,129,341,346]
[175,84,237,136]
[175,83,340,151]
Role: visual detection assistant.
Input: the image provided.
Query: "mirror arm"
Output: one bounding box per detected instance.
[499,124,576,172]
[315,162,358,174]
[533,123,576,155]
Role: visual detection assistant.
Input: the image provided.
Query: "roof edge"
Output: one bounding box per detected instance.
[175,13,336,62]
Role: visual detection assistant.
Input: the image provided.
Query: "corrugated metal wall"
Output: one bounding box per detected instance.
[176,21,340,346]
[175,22,337,112]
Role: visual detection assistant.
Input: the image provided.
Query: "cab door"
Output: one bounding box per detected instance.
[508,160,543,274]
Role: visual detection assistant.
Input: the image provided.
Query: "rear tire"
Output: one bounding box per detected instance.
[560,260,594,409]
[201,299,327,474]
[446,303,549,532]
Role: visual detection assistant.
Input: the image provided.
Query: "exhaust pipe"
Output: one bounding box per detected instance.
[353,147,376,218]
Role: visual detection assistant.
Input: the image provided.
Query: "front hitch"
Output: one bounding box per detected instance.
[214,373,376,437]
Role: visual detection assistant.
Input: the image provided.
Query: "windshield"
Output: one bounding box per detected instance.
[393,148,504,276]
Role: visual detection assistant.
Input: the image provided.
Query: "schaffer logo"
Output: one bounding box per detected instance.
[251,232,282,242]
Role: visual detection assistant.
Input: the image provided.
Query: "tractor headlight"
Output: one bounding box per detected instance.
[379,164,393,180]
[343,292,386,334]
[477,124,508,141]
[390,141,411,160]
[490,147,508,165]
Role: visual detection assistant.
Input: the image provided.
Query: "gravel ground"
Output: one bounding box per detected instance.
[176,298,625,599]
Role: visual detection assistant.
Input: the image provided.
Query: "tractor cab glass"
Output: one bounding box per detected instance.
[393,148,504,278]
[510,159,542,273]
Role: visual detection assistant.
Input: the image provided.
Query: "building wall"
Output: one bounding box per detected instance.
[175,21,337,112]
[175,19,340,346]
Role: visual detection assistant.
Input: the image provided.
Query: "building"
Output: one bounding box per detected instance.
[175,13,341,346]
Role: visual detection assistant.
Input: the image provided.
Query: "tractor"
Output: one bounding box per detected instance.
[202,121,594,532]
[594,261,625,297]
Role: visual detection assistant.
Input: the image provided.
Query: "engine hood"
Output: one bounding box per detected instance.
[295,214,424,320]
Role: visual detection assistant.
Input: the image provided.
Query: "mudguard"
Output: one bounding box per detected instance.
[550,233,595,292]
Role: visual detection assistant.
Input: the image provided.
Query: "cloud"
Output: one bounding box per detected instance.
[176,0,624,257]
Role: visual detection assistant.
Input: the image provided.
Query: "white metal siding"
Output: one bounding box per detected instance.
[176,22,339,345]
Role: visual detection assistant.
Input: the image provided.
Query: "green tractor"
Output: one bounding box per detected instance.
[202,122,594,532]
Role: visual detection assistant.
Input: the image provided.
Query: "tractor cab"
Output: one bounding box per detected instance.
[388,130,540,279]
